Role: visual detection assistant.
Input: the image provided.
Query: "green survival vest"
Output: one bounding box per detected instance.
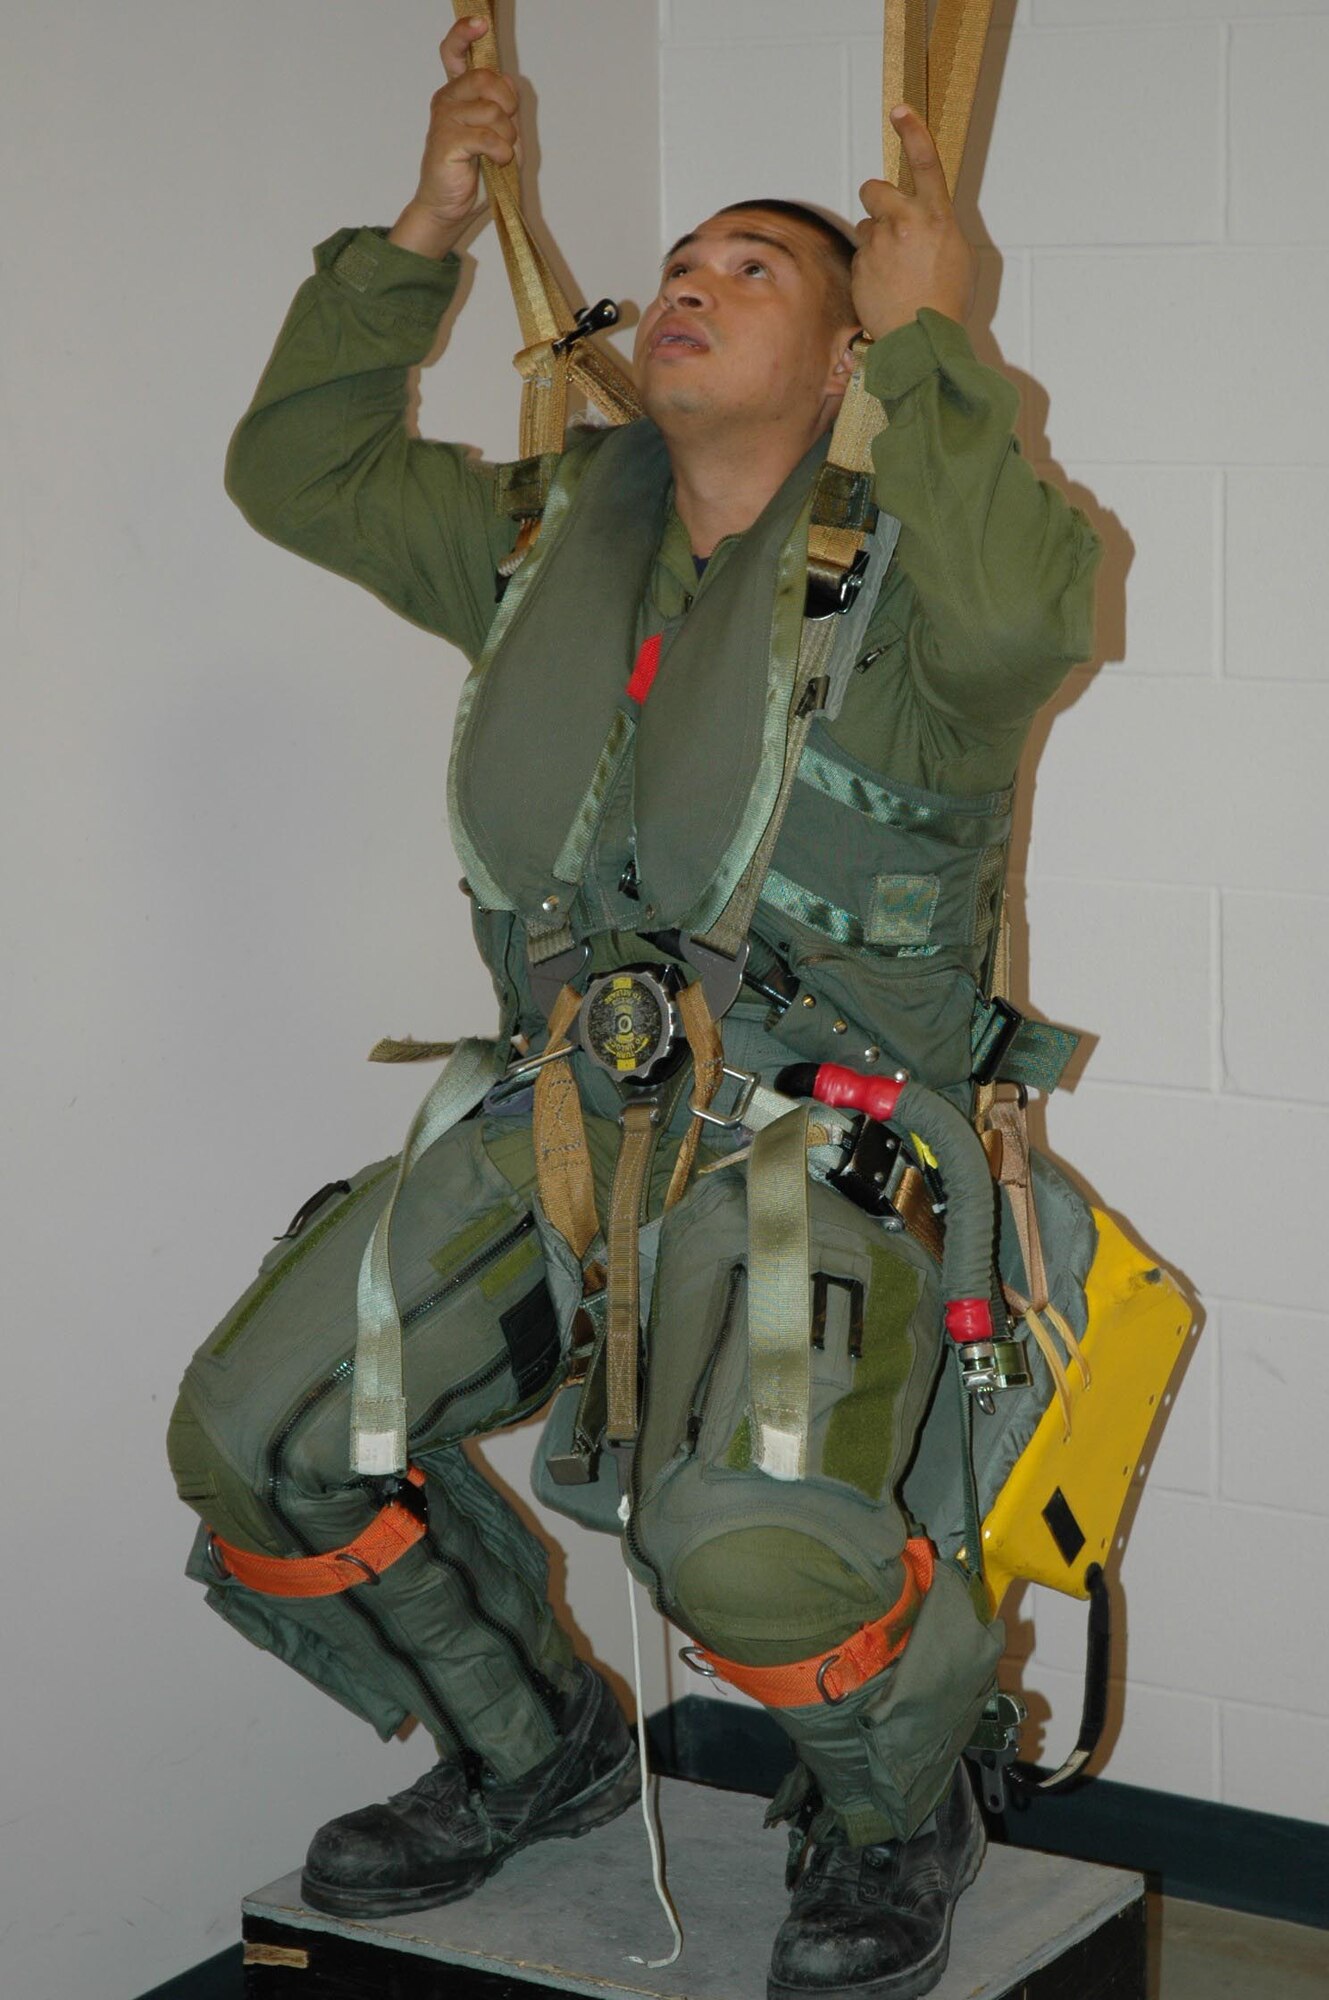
[448,419,1013,1097]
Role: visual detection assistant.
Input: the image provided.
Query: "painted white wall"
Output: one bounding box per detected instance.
[660,0,1329,1826]
[9,2,1328,1995]
[3,6,659,1997]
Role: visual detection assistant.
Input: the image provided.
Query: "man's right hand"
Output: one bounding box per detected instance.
[388,16,521,261]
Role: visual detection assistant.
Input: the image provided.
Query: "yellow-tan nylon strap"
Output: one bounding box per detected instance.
[532,986,600,1261]
[663,980,726,1211]
[454,0,641,448]
[747,1104,813,1482]
[927,0,996,195]
[604,1099,661,1442]
[810,0,992,586]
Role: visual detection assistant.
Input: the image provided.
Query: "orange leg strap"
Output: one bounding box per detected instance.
[206,1466,428,1598]
[686,1538,935,1708]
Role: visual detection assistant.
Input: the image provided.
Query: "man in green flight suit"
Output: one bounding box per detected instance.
[169,18,1100,2000]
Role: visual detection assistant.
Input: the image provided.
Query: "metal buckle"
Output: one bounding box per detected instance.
[803,548,870,621]
[678,1646,719,1679]
[678,933,750,1021]
[205,1530,231,1583]
[689,1064,759,1128]
[971,996,1025,1086]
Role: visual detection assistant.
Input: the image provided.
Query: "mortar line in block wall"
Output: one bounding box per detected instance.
[1056,1069,1329,1114]
[1219,22,1233,247]
[1212,471,1226,681]
[1210,885,1225,1095]
[1201,1294,1329,1322]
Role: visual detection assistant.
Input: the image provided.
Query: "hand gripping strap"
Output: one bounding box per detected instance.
[207,1468,428,1600]
[691,1539,935,1707]
[351,1037,508,1476]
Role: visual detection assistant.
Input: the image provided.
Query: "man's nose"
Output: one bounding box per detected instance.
[662,277,709,310]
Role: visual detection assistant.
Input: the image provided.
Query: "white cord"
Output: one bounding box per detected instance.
[618,1492,685,1969]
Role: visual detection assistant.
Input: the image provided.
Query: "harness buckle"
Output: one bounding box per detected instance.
[971,995,1026,1086]
[803,548,870,620]
[688,1064,759,1129]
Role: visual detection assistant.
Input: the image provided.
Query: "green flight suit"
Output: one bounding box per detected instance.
[169,225,1099,1843]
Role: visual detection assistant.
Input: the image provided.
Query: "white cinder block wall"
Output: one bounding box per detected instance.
[660,0,1329,1824]
[3,7,661,1999]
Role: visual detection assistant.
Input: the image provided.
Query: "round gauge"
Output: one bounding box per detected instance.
[581,972,674,1078]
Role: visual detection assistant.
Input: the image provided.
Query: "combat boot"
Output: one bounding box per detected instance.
[301,1661,639,1917]
[767,1763,985,2000]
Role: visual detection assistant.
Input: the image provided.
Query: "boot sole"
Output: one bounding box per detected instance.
[300,1745,641,1921]
[766,1806,986,2000]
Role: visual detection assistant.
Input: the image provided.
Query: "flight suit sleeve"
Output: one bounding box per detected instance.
[861,310,1101,730]
[225,227,519,663]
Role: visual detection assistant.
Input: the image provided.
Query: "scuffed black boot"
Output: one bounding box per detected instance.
[768,1764,985,2000]
[301,1662,639,1917]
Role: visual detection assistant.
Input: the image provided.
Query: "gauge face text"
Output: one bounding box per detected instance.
[584,974,669,1074]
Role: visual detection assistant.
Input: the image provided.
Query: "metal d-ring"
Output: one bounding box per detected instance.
[335,1551,381,1587]
[678,1645,719,1679]
[205,1530,231,1582]
[816,1653,848,1705]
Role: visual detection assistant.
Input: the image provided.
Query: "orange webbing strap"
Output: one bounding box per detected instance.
[454,0,642,456]
[690,1538,935,1708]
[207,1467,428,1599]
[531,983,601,1263]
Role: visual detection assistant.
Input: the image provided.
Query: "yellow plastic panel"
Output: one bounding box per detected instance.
[981,1209,1193,1614]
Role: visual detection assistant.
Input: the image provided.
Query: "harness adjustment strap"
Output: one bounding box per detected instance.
[206,1467,428,1599]
[685,1538,935,1708]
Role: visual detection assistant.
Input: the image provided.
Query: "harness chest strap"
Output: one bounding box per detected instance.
[689,1537,935,1707]
[207,1467,428,1599]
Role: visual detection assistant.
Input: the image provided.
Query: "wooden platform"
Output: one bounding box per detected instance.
[241,1777,1145,1999]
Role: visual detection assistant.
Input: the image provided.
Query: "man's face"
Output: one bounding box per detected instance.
[633,208,854,433]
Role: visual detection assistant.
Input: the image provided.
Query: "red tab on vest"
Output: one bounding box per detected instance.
[626,633,663,705]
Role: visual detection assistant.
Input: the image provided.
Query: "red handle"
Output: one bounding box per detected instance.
[945,1298,994,1344]
[811,1063,905,1125]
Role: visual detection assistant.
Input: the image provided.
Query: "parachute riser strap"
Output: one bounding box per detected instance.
[531,982,601,1265]
[351,1037,509,1475]
[810,0,993,593]
[454,0,641,449]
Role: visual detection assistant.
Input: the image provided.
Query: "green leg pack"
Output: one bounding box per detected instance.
[167,1114,577,1784]
[619,1163,1004,1844]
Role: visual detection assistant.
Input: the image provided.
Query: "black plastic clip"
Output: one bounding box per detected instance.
[825,1117,903,1221]
[971,996,1026,1086]
[553,298,621,354]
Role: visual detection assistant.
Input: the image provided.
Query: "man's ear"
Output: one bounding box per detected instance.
[824,332,864,402]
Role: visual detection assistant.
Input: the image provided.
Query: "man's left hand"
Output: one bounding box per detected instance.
[853,105,977,339]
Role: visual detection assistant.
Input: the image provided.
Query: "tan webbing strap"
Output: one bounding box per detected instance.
[454,0,641,455]
[663,979,727,1211]
[747,1104,814,1482]
[987,1092,1091,1411]
[808,0,993,593]
[604,1099,662,1442]
[926,0,996,196]
[532,985,600,1261]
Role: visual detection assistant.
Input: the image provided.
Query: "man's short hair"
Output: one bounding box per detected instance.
[718,199,858,329]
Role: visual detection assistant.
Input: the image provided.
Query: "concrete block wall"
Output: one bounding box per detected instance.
[660,0,1329,1825]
